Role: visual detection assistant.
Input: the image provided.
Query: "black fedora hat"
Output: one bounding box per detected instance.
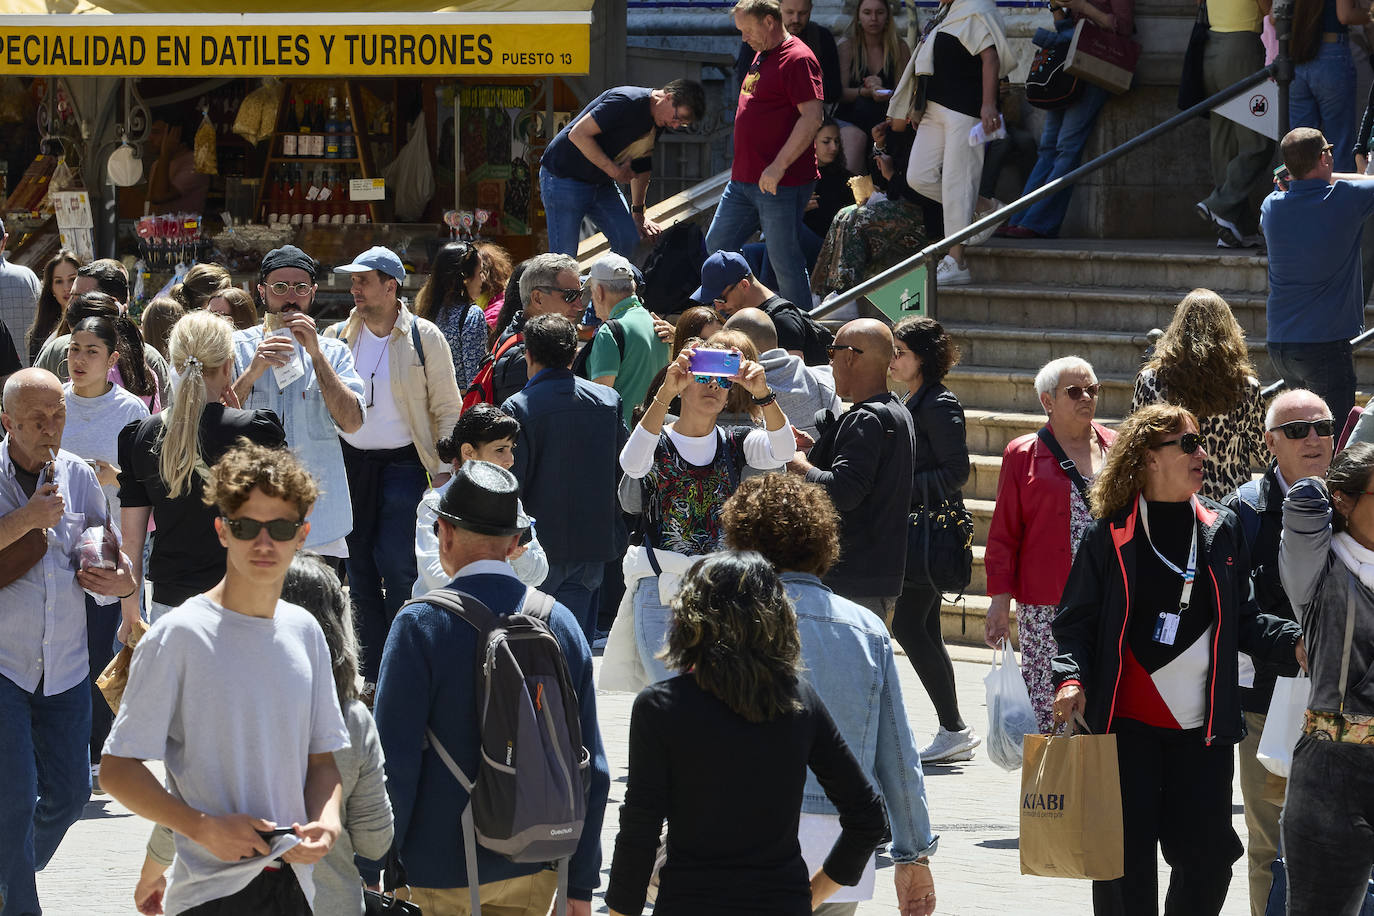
[435,460,530,537]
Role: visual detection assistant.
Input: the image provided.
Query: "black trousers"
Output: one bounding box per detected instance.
[891,579,965,732]
[181,865,310,915]
[1283,735,1374,916]
[1092,719,1242,916]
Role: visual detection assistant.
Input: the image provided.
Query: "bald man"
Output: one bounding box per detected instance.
[725,307,840,439]
[1223,387,1332,915]
[788,319,915,616]
[0,368,136,916]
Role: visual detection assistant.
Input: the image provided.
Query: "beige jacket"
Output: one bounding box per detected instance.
[324,302,462,477]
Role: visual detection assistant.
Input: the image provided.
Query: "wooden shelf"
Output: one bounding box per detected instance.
[265,157,364,164]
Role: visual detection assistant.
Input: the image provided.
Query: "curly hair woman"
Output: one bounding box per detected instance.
[889,316,978,762]
[605,551,889,916]
[1053,403,1304,916]
[1132,288,1267,500]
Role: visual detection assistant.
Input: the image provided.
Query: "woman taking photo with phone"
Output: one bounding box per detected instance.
[1053,403,1304,915]
[618,341,795,684]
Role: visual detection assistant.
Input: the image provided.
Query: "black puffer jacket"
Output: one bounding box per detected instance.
[1053,494,1302,745]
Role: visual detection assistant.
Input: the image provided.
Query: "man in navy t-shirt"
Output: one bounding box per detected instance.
[539,80,706,259]
[1261,127,1374,427]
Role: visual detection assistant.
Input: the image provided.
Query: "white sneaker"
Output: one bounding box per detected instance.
[920,726,981,763]
[1195,201,1244,248]
[935,255,971,287]
[967,198,1005,246]
[91,763,105,795]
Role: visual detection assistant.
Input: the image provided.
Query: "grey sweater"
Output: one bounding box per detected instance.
[149,699,393,914]
[1279,477,1374,718]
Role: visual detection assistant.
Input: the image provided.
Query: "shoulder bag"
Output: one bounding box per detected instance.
[1026,21,1085,111]
[902,390,974,593]
[1064,18,1141,95]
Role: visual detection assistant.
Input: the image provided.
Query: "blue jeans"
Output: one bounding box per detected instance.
[539,167,640,259]
[0,674,92,916]
[742,223,824,289]
[541,559,605,643]
[1013,82,1111,237]
[1269,339,1357,434]
[343,451,429,684]
[706,179,815,310]
[632,577,676,685]
[1292,40,1358,174]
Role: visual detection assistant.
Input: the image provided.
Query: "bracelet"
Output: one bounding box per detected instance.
[752,390,778,406]
[117,585,139,599]
[652,396,672,409]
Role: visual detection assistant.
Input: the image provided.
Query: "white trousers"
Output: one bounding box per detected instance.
[906,100,985,242]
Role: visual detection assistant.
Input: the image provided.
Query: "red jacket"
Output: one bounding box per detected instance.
[984,421,1116,605]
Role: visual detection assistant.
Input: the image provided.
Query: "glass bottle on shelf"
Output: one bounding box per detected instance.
[282,91,298,157]
[340,95,357,159]
[325,96,340,159]
[298,97,312,158]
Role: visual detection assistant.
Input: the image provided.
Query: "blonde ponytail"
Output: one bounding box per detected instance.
[159,311,233,499]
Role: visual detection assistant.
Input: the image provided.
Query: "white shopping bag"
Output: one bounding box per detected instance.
[985,639,1040,771]
[1256,674,1310,778]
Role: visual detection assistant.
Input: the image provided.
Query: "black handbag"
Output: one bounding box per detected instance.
[363,850,422,915]
[1178,1,1210,112]
[1026,42,1085,111]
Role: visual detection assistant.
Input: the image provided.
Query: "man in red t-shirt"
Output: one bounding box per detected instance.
[706,0,824,313]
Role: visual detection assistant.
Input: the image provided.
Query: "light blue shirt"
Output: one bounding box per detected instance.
[784,571,939,861]
[0,439,119,696]
[232,327,366,549]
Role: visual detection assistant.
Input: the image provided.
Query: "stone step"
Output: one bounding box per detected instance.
[935,283,1276,338]
[940,594,995,647]
[962,239,1269,293]
[964,408,1122,456]
[967,454,1005,502]
[967,497,996,545]
[945,365,1137,416]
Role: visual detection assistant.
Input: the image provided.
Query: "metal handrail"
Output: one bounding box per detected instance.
[809,64,1279,322]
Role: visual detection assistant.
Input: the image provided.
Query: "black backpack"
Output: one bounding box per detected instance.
[640,222,707,312]
[570,318,626,379]
[414,587,590,916]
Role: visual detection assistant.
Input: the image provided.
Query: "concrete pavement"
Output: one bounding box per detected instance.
[36,646,1256,915]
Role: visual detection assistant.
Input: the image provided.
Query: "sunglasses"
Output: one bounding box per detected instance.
[1269,418,1335,439]
[1062,383,1101,400]
[537,285,583,304]
[265,281,314,297]
[712,281,740,307]
[693,374,733,388]
[1150,432,1204,455]
[220,516,304,541]
[827,344,865,356]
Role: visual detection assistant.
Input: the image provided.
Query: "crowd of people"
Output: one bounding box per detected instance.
[7,0,1374,913]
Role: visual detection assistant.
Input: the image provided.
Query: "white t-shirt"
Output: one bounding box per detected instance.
[60,381,150,515]
[618,422,795,478]
[103,595,351,915]
[799,813,877,903]
[339,326,412,451]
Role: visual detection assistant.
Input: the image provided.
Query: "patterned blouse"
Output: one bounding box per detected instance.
[1131,367,1266,501]
[643,428,751,555]
[433,301,491,392]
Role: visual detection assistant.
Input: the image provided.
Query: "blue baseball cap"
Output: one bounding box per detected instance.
[334,246,405,283]
[691,250,751,304]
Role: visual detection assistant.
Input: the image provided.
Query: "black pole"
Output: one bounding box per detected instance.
[1272,0,1295,137]
[810,65,1278,321]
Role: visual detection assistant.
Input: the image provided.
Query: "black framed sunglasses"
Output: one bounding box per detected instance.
[221,516,304,541]
[826,344,865,356]
[537,285,583,304]
[1269,418,1335,439]
[1150,432,1204,455]
[1062,383,1101,400]
[265,281,314,297]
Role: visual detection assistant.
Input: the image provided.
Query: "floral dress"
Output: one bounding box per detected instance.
[433,300,491,392]
[1018,481,1095,734]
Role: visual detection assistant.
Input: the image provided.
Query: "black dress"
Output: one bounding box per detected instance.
[604,675,888,915]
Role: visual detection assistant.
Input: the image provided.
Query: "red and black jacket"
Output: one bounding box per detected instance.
[1052,494,1302,745]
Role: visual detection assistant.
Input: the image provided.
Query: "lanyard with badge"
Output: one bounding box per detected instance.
[1137,494,1197,646]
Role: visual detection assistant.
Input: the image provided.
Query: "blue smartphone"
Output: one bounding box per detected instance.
[688,349,741,377]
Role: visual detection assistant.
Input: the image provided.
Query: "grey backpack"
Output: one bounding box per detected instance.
[414,587,590,915]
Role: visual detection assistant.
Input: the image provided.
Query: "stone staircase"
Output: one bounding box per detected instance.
[933,238,1284,646]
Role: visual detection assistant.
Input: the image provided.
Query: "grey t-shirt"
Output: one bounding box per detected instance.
[104,595,350,915]
[60,381,150,514]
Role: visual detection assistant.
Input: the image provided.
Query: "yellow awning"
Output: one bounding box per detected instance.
[0,0,591,76]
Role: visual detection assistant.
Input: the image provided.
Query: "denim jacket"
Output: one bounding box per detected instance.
[233,327,366,549]
[784,572,938,861]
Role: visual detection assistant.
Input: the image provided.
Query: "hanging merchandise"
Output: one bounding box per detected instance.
[194,108,218,175]
[381,114,436,222]
[107,142,143,187]
[233,79,284,145]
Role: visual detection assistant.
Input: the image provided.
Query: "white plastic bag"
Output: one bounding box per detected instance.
[985,638,1040,771]
[1256,674,1310,778]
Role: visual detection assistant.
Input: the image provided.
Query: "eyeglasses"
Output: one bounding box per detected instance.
[712,282,740,307]
[1269,418,1335,439]
[1323,143,1335,155]
[827,344,864,356]
[265,281,314,297]
[536,285,583,304]
[667,108,694,128]
[1062,383,1101,401]
[1150,432,1204,455]
[220,516,304,541]
[693,374,733,388]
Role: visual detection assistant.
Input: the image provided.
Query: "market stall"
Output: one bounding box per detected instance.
[0,0,596,316]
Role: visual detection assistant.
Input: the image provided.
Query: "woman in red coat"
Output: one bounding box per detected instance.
[985,356,1114,732]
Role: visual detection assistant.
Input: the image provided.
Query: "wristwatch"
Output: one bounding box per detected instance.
[631,204,645,214]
